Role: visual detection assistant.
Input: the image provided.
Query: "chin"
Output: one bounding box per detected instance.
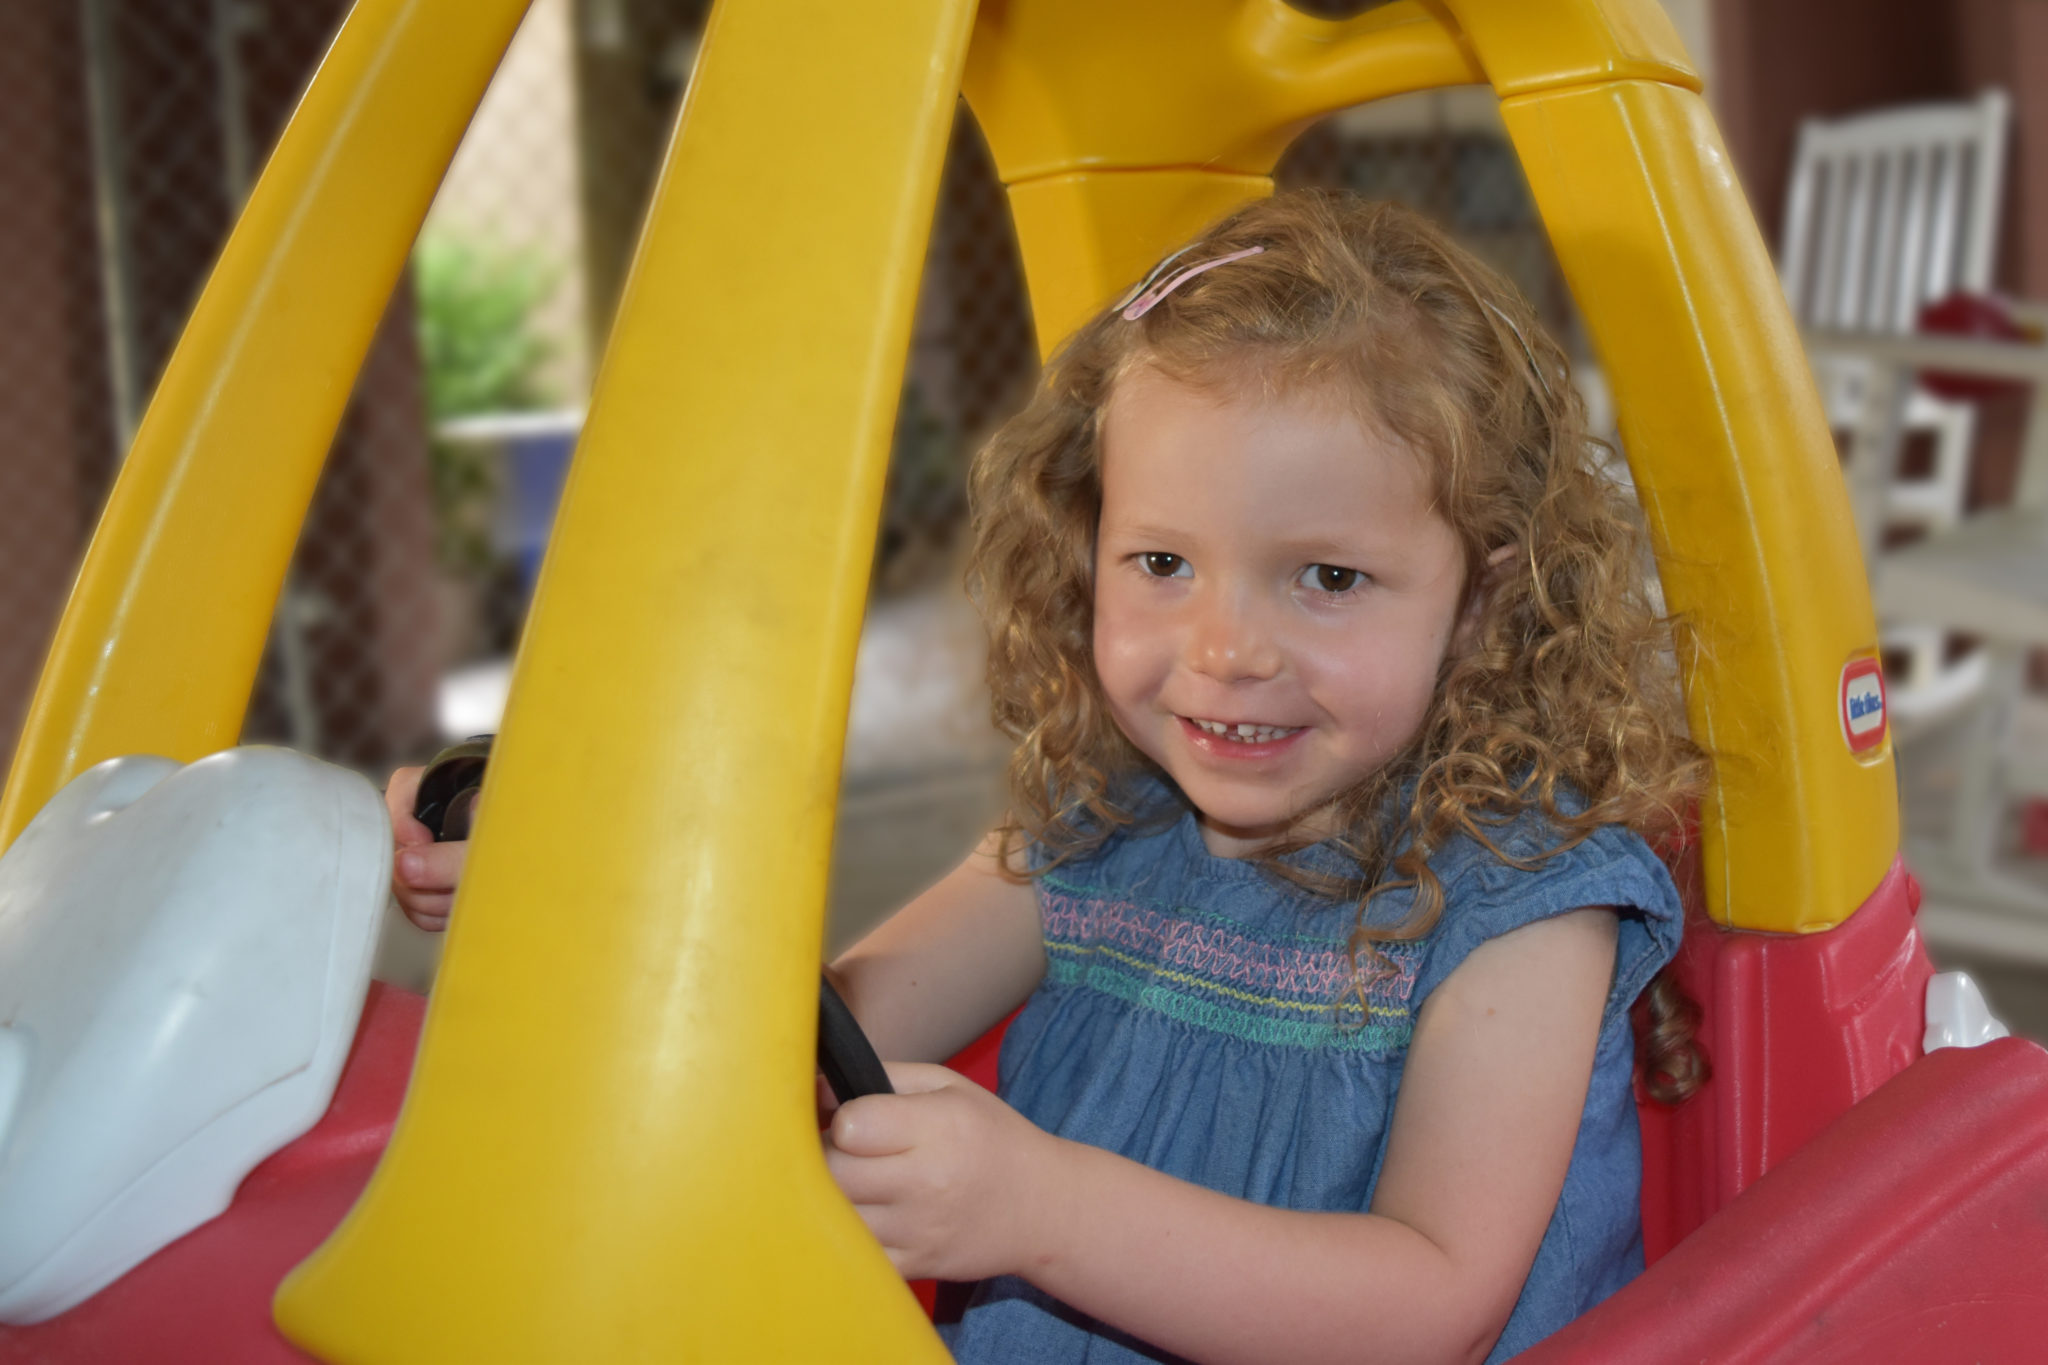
[1177,787,1299,841]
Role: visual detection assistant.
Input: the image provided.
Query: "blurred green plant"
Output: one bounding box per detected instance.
[411,233,560,571]
[414,233,558,420]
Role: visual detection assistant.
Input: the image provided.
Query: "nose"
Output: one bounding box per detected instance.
[1187,585,1281,683]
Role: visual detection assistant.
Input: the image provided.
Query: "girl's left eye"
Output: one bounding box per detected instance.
[1299,564,1366,594]
[1139,552,1192,579]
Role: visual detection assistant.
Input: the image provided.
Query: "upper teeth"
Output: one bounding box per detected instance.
[1192,719,1299,742]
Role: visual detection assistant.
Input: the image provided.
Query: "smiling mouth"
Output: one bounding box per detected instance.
[1184,717,1305,744]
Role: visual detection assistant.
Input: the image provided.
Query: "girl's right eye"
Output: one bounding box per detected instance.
[1137,552,1191,579]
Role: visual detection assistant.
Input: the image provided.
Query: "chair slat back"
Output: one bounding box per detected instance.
[1780,90,2010,333]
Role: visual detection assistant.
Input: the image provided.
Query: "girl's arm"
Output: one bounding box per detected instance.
[829,906,1618,1365]
[826,829,1045,1065]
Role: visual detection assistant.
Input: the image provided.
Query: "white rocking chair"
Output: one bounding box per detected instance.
[1789,89,2048,961]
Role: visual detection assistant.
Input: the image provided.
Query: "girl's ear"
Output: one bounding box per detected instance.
[1452,544,1520,654]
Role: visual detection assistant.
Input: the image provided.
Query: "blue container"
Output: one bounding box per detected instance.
[501,420,579,592]
[437,409,584,596]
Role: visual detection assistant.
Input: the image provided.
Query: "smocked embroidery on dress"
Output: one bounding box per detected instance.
[1037,871,1418,1052]
[942,799,1682,1365]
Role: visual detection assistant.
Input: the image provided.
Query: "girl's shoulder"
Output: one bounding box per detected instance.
[1406,808,1684,1021]
[1431,803,1675,903]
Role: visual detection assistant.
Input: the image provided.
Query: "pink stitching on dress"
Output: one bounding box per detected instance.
[1040,885,1418,1005]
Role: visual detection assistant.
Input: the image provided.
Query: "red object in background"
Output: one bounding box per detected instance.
[2023,797,2048,855]
[1916,291,2037,400]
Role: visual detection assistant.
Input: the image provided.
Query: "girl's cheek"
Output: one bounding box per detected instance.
[1091,593,1153,677]
[1091,609,1174,749]
[1092,637,1153,721]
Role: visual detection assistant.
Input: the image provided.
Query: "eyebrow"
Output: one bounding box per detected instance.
[1271,527,1383,553]
[1101,521,1397,564]
[1098,520,1196,545]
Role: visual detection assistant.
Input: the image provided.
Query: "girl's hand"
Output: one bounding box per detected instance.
[384,765,467,931]
[825,1063,1069,1282]
[815,1073,844,1129]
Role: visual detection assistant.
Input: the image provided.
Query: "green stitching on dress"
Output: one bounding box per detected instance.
[1045,949,1412,1053]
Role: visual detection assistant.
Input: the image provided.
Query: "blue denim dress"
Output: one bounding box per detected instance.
[939,793,1682,1363]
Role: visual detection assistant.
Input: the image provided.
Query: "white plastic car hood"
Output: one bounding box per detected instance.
[0,748,390,1323]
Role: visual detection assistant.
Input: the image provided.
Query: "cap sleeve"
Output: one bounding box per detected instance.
[1409,820,1683,1024]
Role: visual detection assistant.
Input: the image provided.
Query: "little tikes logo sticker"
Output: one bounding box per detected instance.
[1840,658,1887,754]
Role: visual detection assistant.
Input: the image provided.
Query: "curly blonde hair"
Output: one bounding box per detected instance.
[966,190,1710,1102]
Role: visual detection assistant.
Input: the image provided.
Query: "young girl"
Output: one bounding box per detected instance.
[390,190,1706,1364]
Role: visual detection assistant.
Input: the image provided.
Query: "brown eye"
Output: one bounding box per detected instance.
[1140,553,1190,579]
[1300,564,1364,594]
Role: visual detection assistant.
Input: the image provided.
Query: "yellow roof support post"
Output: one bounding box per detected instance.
[0,0,535,847]
[274,3,972,1361]
[1445,0,1897,931]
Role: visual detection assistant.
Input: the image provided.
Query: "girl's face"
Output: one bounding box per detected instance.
[1093,364,1471,858]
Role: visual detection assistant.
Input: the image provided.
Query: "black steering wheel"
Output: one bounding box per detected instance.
[412,735,892,1103]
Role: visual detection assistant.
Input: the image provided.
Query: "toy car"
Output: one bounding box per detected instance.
[2,0,2044,1360]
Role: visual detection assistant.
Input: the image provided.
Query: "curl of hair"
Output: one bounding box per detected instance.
[966,190,1711,1102]
[1636,969,1710,1105]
